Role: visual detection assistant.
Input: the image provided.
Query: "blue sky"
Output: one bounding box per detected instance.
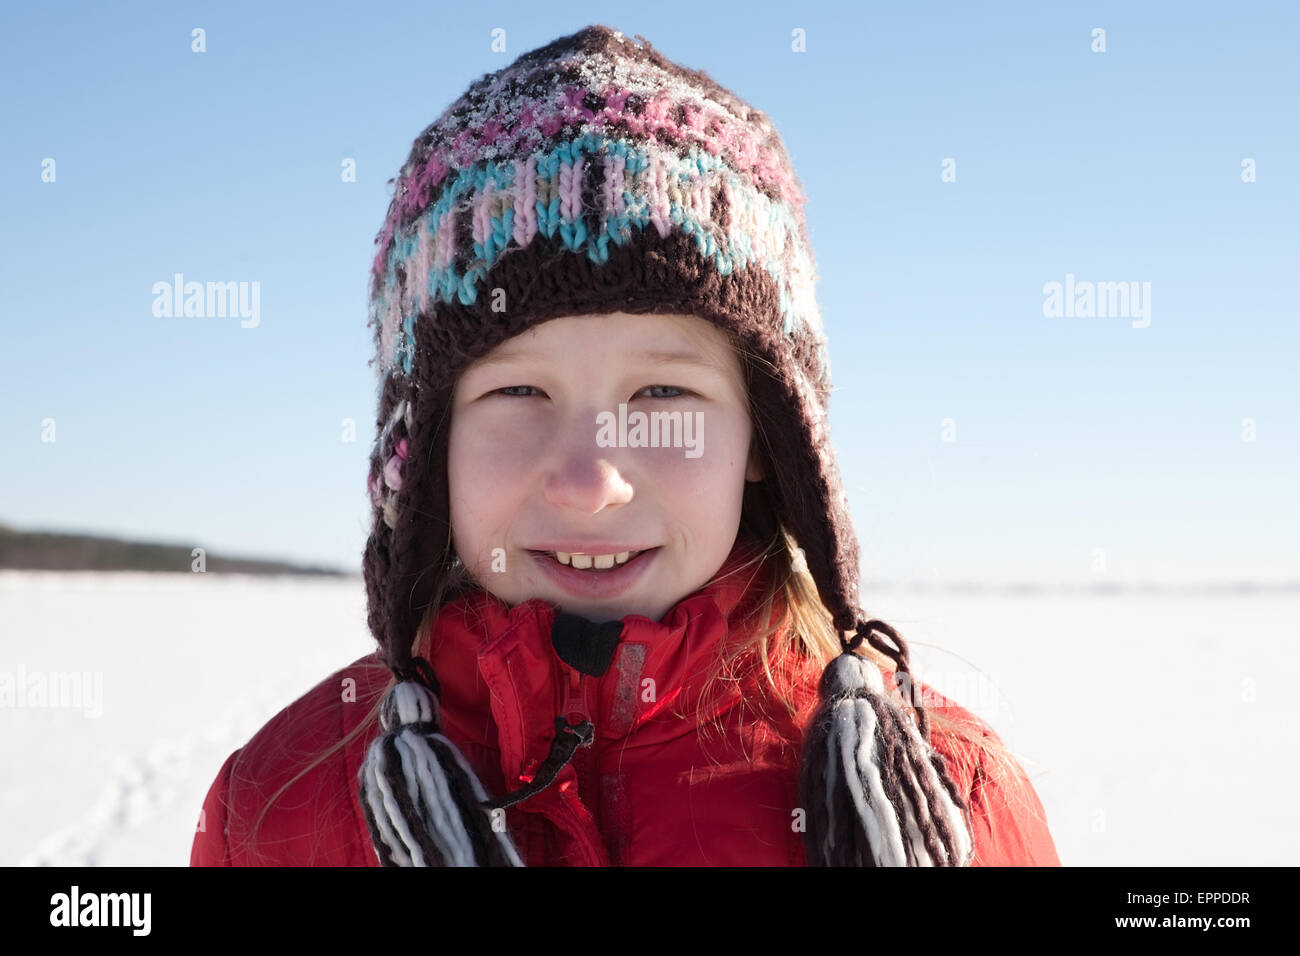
[2,1,1296,583]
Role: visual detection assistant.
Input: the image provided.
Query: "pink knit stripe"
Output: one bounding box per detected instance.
[377,292,399,369]
[372,223,394,277]
[601,153,626,218]
[560,153,584,222]
[646,154,671,239]
[413,223,432,313]
[512,156,538,246]
[473,179,495,245]
[689,175,708,221]
[373,84,804,278]
[561,84,598,126]
[433,208,457,270]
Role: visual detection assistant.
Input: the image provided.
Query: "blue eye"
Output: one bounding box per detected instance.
[490,385,688,399]
[640,385,686,399]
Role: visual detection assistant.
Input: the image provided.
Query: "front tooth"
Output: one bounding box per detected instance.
[553,551,633,570]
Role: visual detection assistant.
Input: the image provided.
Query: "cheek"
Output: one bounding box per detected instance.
[640,410,750,506]
[449,410,547,509]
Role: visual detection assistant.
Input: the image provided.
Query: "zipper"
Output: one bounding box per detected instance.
[561,664,591,728]
[560,664,599,816]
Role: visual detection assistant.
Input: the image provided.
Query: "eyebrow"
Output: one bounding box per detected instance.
[468,347,723,374]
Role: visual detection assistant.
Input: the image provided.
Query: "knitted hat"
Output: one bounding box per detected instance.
[357,24,973,867]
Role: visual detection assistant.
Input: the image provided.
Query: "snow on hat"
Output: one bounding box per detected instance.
[357,24,973,867]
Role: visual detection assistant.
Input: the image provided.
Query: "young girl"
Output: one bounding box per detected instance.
[191,24,1060,867]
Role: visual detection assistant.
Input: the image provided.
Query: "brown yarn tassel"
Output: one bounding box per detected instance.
[798,618,974,866]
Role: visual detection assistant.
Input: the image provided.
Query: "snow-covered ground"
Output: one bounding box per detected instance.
[0,571,375,867]
[2,571,1296,865]
[870,586,1300,866]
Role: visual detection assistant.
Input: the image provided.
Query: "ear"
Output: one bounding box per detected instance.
[745,437,763,482]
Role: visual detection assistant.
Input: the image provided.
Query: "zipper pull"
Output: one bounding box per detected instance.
[561,665,594,742]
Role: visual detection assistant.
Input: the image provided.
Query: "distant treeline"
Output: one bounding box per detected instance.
[0,523,350,575]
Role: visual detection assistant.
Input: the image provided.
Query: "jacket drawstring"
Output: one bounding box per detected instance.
[481,716,595,810]
[482,610,622,809]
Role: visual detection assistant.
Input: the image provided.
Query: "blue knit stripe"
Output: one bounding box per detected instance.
[375,135,817,373]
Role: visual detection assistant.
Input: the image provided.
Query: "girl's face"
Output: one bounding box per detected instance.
[448,311,763,623]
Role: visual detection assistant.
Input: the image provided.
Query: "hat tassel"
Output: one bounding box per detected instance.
[799,618,975,867]
[359,658,525,866]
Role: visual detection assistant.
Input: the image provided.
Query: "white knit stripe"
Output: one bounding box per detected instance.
[938,774,975,865]
[361,747,414,866]
[896,751,937,866]
[398,733,475,866]
[821,717,842,868]
[817,654,888,865]
[378,398,407,448]
[435,733,526,866]
[821,715,841,864]
[394,730,476,866]
[898,716,975,866]
[368,740,427,866]
[855,654,887,695]
[847,698,909,866]
[390,733,458,865]
[358,764,392,864]
[437,735,490,800]
[360,744,415,866]
[829,651,886,696]
[825,704,878,866]
[392,683,433,725]
[925,773,973,866]
[826,701,902,866]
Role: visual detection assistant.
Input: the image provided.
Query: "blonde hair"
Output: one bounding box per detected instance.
[686,519,1022,792]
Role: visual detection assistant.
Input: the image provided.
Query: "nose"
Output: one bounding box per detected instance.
[542,411,634,514]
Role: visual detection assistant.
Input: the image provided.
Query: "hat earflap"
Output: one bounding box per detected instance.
[358,657,525,866]
[798,618,975,867]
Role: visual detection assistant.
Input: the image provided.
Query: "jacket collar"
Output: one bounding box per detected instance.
[418,533,795,787]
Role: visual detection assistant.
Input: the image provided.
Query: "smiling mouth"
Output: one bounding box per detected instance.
[527,548,655,571]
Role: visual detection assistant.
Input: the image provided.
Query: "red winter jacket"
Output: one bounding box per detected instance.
[191,536,1061,866]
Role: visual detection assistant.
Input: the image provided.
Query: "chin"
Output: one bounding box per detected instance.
[555,596,646,624]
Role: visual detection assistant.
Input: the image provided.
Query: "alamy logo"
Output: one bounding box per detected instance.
[595,403,704,459]
[49,886,151,936]
[151,272,260,328]
[0,665,103,718]
[1042,273,1151,328]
